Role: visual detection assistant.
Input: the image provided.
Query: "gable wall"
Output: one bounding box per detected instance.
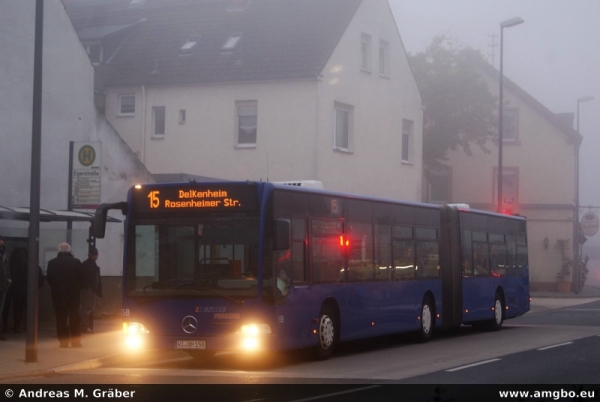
[445,71,576,288]
[316,0,423,200]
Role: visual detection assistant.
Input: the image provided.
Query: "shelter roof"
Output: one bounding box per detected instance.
[0,206,120,223]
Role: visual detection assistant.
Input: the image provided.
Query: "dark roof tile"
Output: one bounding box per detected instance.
[65,0,363,86]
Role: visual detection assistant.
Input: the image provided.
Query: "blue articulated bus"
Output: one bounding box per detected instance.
[94,181,529,361]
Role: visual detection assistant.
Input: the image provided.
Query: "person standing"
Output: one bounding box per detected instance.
[47,243,83,348]
[80,247,102,333]
[2,247,27,333]
[0,236,12,341]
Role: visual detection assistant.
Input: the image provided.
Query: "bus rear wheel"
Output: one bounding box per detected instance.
[489,293,504,331]
[418,296,435,343]
[316,305,337,360]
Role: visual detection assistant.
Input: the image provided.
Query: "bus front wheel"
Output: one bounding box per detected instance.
[316,305,337,360]
[418,296,435,343]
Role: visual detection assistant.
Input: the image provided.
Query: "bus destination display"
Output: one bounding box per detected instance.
[133,185,257,213]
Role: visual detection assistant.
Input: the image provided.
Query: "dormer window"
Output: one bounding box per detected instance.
[181,40,197,51]
[180,35,200,56]
[222,35,241,51]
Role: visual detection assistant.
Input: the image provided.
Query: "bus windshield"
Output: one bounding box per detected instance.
[126,216,268,300]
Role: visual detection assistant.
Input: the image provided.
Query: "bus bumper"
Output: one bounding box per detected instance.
[122,322,278,355]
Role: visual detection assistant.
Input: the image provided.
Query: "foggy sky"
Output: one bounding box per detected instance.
[389,0,600,215]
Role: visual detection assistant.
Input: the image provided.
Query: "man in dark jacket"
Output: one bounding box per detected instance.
[47,243,83,348]
[80,247,102,333]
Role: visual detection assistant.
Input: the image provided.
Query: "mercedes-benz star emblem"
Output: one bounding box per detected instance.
[182,316,198,334]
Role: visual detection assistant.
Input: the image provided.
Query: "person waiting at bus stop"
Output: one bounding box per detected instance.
[80,247,102,333]
[47,242,84,348]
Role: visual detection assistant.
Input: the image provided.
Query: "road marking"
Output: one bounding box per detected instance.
[537,342,574,351]
[288,386,380,402]
[446,358,501,372]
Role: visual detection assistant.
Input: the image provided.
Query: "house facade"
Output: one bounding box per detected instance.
[425,64,578,291]
[0,0,154,319]
[66,0,424,201]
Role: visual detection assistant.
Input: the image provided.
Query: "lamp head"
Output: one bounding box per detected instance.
[577,96,594,103]
[500,17,524,28]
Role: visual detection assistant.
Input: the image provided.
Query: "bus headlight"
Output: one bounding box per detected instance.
[236,323,272,352]
[123,322,149,351]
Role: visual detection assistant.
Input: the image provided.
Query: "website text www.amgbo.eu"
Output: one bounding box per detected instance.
[500,389,595,400]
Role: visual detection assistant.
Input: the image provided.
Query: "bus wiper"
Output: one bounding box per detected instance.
[171,280,243,305]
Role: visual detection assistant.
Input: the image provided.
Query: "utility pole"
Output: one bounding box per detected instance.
[488,33,499,68]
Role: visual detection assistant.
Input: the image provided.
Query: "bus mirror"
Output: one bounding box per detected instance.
[93,202,127,239]
[274,219,291,251]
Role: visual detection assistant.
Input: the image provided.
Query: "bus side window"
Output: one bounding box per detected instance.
[415,228,439,279]
[461,230,473,277]
[473,242,489,277]
[347,222,373,282]
[506,235,517,276]
[374,222,391,281]
[392,225,414,281]
[291,218,306,282]
[516,236,528,277]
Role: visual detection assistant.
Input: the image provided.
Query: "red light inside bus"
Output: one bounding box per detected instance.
[339,235,349,247]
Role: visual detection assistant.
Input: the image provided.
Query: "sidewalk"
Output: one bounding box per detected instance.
[0,317,185,382]
[1,286,599,382]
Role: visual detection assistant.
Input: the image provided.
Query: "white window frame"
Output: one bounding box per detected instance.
[401,119,413,163]
[428,170,451,204]
[85,43,103,64]
[361,33,372,72]
[118,94,135,116]
[494,167,519,206]
[333,102,353,152]
[379,40,390,77]
[502,108,519,142]
[236,101,257,148]
[152,106,166,138]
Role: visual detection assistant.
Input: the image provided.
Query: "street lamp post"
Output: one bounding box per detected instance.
[497,17,524,213]
[573,95,594,293]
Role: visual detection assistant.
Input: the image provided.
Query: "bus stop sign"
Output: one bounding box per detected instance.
[581,212,599,237]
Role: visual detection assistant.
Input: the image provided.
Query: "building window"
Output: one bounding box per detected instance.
[223,34,242,51]
[379,40,389,77]
[180,36,200,56]
[153,106,166,137]
[502,108,519,142]
[361,33,371,71]
[119,95,135,116]
[334,102,353,152]
[85,43,103,64]
[401,119,413,163]
[428,169,451,203]
[179,109,186,124]
[236,101,257,147]
[494,167,519,207]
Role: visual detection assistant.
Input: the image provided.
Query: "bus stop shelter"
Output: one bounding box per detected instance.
[0,205,121,362]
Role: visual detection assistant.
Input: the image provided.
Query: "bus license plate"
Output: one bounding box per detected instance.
[176,340,206,349]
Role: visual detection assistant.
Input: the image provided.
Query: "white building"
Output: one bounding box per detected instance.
[0,0,154,318]
[425,62,579,291]
[66,0,424,201]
